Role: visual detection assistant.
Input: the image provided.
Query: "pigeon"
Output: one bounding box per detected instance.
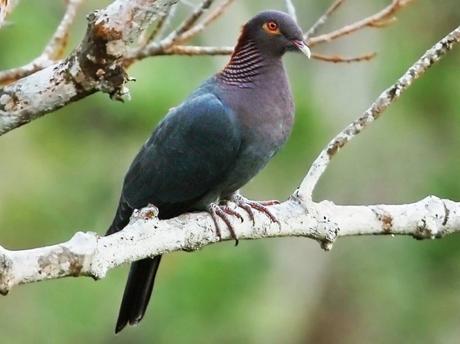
[107,9,310,333]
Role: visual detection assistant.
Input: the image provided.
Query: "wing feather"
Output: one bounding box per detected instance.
[122,93,241,211]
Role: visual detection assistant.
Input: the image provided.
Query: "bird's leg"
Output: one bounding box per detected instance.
[230,193,280,226]
[206,203,242,246]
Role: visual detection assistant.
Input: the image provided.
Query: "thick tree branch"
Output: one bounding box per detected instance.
[0,0,178,136]
[0,196,459,294]
[0,24,459,294]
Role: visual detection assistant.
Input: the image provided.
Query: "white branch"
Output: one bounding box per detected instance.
[0,196,459,294]
[0,0,179,136]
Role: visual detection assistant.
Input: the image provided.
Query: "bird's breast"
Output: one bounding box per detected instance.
[228,72,294,148]
[214,71,295,194]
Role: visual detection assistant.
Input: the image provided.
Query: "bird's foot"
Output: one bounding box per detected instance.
[230,194,280,226]
[207,203,243,246]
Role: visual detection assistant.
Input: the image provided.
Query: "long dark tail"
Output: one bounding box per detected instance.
[107,197,162,334]
[115,256,162,333]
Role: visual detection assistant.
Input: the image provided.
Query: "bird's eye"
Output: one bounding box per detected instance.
[267,21,278,31]
[263,21,280,34]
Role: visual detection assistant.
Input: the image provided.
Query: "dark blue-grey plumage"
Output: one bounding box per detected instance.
[107,9,310,333]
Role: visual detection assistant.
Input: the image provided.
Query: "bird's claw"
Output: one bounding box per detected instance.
[207,203,241,246]
[206,195,280,245]
[231,194,280,227]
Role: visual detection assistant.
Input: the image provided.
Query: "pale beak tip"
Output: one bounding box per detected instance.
[301,45,311,59]
[292,40,311,59]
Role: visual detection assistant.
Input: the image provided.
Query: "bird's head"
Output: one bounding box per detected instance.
[238,10,311,59]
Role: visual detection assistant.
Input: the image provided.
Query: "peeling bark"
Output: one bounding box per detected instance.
[0,0,178,136]
[0,196,459,294]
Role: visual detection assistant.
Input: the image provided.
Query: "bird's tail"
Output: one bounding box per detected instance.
[114,256,162,333]
[107,197,163,334]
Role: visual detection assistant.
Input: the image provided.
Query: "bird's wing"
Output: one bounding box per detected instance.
[122,92,241,212]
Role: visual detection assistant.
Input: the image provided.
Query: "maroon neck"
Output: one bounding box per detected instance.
[217,39,269,88]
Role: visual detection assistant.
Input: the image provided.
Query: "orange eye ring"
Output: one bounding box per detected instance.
[267,21,278,31]
[263,21,280,34]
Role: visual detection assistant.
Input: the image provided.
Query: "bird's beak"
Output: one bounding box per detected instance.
[291,39,311,59]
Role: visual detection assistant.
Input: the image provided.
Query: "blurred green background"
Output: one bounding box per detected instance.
[0,0,459,343]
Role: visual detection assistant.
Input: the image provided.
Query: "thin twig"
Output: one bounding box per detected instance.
[127,0,215,64]
[154,44,233,55]
[129,0,408,63]
[2,0,413,84]
[296,26,460,202]
[177,0,236,43]
[0,0,84,84]
[304,0,345,39]
[163,0,214,45]
[307,0,413,46]
[147,45,376,65]
[284,0,298,23]
[44,0,83,60]
[311,51,376,63]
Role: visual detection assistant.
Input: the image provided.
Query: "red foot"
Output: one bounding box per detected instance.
[207,203,242,245]
[231,194,280,226]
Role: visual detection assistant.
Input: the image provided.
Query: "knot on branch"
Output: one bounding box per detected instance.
[313,200,340,251]
[130,204,160,224]
[38,247,83,278]
[0,246,13,295]
[413,196,449,240]
[37,232,98,280]
[0,92,19,112]
[77,10,132,101]
[66,231,99,279]
[371,206,394,233]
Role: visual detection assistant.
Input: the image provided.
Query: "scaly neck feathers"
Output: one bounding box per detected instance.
[218,38,283,88]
